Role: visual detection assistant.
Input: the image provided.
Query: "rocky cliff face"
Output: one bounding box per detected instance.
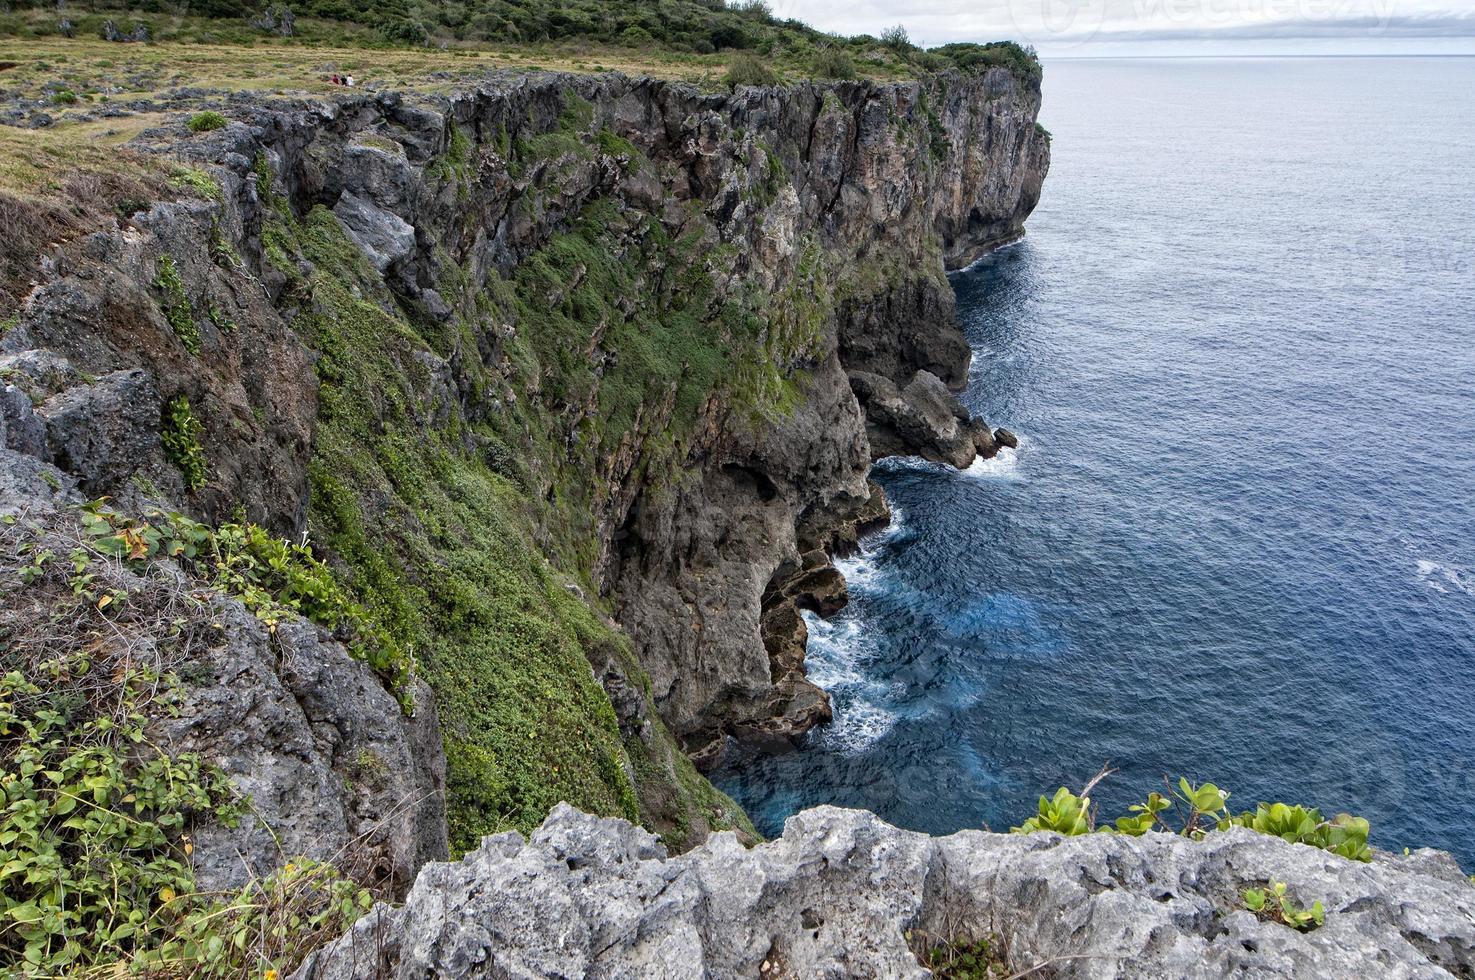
[294,804,1475,979]
[1,64,1048,860]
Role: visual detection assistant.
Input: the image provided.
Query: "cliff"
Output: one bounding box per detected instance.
[0,61,1048,893]
[294,804,1475,979]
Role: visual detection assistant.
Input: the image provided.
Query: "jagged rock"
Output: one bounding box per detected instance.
[333,190,416,273]
[294,804,1475,979]
[0,384,47,458]
[151,598,448,897]
[35,367,158,492]
[849,368,987,469]
[781,565,848,617]
[995,426,1020,449]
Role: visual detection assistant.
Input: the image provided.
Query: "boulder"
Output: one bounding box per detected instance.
[35,368,158,492]
[332,191,416,273]
[994,427,1020,449]
[849,368,984,469]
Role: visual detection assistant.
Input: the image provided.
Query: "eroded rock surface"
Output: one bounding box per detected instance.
[294,804,1475,979]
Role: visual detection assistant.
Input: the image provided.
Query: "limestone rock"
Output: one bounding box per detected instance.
[332,190,416,273]
[35,367,158,493]
[849,368,988,469]
[150,596,448,897]
[295,805,1475,979]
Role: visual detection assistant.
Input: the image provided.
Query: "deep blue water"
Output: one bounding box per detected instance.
[714,57,1475,867]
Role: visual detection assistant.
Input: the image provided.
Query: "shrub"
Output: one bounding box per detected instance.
[186,110,227,133]
[50,89,77,105]
[880,24,910,52]
[160,396,207,492]
[724,51,777,88]
[811,45,856,80]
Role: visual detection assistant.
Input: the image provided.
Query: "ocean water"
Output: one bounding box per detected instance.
[713,57,1475,867]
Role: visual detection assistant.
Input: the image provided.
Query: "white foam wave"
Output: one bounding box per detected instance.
[815,699,899,751]
[1415,559,1475,598]
[964,443,1023,481]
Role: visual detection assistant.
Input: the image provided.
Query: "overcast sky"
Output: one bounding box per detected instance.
[778,0,1475,56]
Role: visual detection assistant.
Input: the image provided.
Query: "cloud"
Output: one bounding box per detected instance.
[779,0,1475,48]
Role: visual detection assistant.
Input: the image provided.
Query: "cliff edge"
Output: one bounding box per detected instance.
[294,803,1475,979]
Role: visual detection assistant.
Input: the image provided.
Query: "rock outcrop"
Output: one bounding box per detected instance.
[0,490,449,897]
[294,804,1475,979]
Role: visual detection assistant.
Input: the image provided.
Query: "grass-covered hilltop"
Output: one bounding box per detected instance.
[0,0,1040,86]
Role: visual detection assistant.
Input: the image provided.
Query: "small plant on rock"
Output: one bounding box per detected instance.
[1243,881,1325,931]
[1012,786,1092,836]
[908,931,1011,979]
[154,256,201,354]
[187,110,227,133]
[160,396,207,492]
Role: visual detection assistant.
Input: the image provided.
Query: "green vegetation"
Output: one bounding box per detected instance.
[0,665,238,972]
[153,255,201,354]
[50,88,77,105]
[1244,881,1325,931]
[186,109,227,133]
[73,502,414,701]
[1011,777,1374,862]
[168,166,222,200]
[811,45,857,81]
[1,510,381,976]
[160,395,207,492]
[252,155,755,851]
[0,5,1040,87]
[724,51,777,88]
[908,931,1011,979]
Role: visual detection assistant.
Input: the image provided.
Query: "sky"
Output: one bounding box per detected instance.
[777,0,1475,56]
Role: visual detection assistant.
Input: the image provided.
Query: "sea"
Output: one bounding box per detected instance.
[713,56,1475,868]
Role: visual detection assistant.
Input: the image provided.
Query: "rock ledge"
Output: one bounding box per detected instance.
[295,804,1475,979]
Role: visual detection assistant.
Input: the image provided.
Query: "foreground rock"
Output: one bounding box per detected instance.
[295,804,1475,979]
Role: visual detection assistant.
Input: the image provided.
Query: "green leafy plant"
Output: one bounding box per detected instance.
[126,857,372,978]
[0,663,238,972]
[153,256,201,354]
[186,110,227,133]
[1011,775,1373,861]
[74,502,414,706]
[1243,881,1325,931]
[207,304,237,333]
[1231,803,1371,863]
[1012,786,1092,836]
[160,396,207,492]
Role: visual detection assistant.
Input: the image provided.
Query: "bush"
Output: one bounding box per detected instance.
[50,89,77,105]
[724,51,777,88]
[879,24,910,52]
[186,110,227,133]
[811,45,856,80]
